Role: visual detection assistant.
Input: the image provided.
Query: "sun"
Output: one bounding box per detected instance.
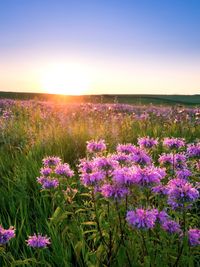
[39,63,91,95]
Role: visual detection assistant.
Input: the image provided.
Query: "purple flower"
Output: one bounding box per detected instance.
[131,166,166,187]
[152,185,168,195]
[166,178,199,209]
[157,211,169,224]
[138,137,158,149]
[188,229,200,246]
[159,153,187,169]
[55,163,74,178]
[116,144,136,155]
[86,139,106,153]
[161,220,182,234]
[37,177,59,189]
[40,167,52,176]
[163,138,185,149]
[78,158,105,186]
[0,225,15,245]
[187,143,200,158]
[175,168,192,180]
[101,183,129,199]
[111,153,131,166]
[94,156,119,175]
[42,156,61,167]
[126,208,158,229]
[112,166,137,185]
[27,234,50,248]
[129,147,152,165]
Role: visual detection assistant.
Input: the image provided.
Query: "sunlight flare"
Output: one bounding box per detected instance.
[39,63,92,95]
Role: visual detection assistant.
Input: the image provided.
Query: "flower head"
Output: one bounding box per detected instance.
[55,163,74,178]
[161,220,182,234]
[86,139,106,153]
[27,234,50,248]
[163,138,185,150]
[0,225,15,245]
[187,143,200,158]
[42,156,61,167]
[138,136,158,149]
[126,208,158,229]
[101,183,129,199]
[37,177,59,189]
[188,229,200,246]
[166,178,199,209]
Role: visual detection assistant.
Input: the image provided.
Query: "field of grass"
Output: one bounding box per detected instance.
[0,91,200,105]
[0,98,199,266]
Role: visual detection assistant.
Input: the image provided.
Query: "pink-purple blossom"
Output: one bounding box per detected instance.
[55,163,74,178]
[163,138,185,149]
[86,139,106,153]
[138,136,158,149]
[126,208,158,229]
[0,225,15,245]
[188,229,200,246]
[26,234,51,248]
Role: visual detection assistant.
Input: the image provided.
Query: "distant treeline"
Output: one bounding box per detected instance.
[0,91,199,105]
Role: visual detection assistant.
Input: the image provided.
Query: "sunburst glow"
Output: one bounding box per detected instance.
[39,63,92,95]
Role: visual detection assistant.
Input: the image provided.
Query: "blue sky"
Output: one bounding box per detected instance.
[0,0,200,94]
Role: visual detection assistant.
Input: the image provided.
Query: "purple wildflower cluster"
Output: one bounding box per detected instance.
[187,143,200,158]
[159,153,187,169]
[26,234,50,248]
[116,144,151,165]
[37,156,74,189]
[0,225,15,245]
[188,229,200,246]
[138,136,158,149]
[86,139,107,153]
[163,138,185,149]
[166,178,199,209]
[127,209,182,234]
[126,208,158,229]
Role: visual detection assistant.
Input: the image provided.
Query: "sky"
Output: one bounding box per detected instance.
[0,0,200,95]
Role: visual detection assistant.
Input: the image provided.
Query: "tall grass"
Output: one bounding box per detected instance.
[0,100,199,266]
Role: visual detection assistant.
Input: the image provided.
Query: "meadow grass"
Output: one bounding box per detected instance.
[0,100,199,266]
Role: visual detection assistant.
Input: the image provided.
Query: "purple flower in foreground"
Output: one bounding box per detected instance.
[166,178,199,209]
[176,168,192,180]
[126,208,158,229]
[116,144,136,155]
[111,153,131,166]
[129,147,152,165]
[157,211,169,224]
[55,163,74,178]
[27,234,50,248]
[132,166,166,187]
[78,158,105,186]
[163,137,185,150]
[187,143,200,158]
[188,229,200,246]
[162,220,182,234]
[101,183,129,199]
[152,185,168,195]
[159,153,187,169]
[86,139,106,153]
[37,177,59,189]
[42,156,61,167]
[40,167,52,176]
[0,225,15,245]
[138,136,158,149]
[94,156,119,175]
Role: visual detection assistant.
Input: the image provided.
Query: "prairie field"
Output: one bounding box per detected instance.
[0,98,200,267]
